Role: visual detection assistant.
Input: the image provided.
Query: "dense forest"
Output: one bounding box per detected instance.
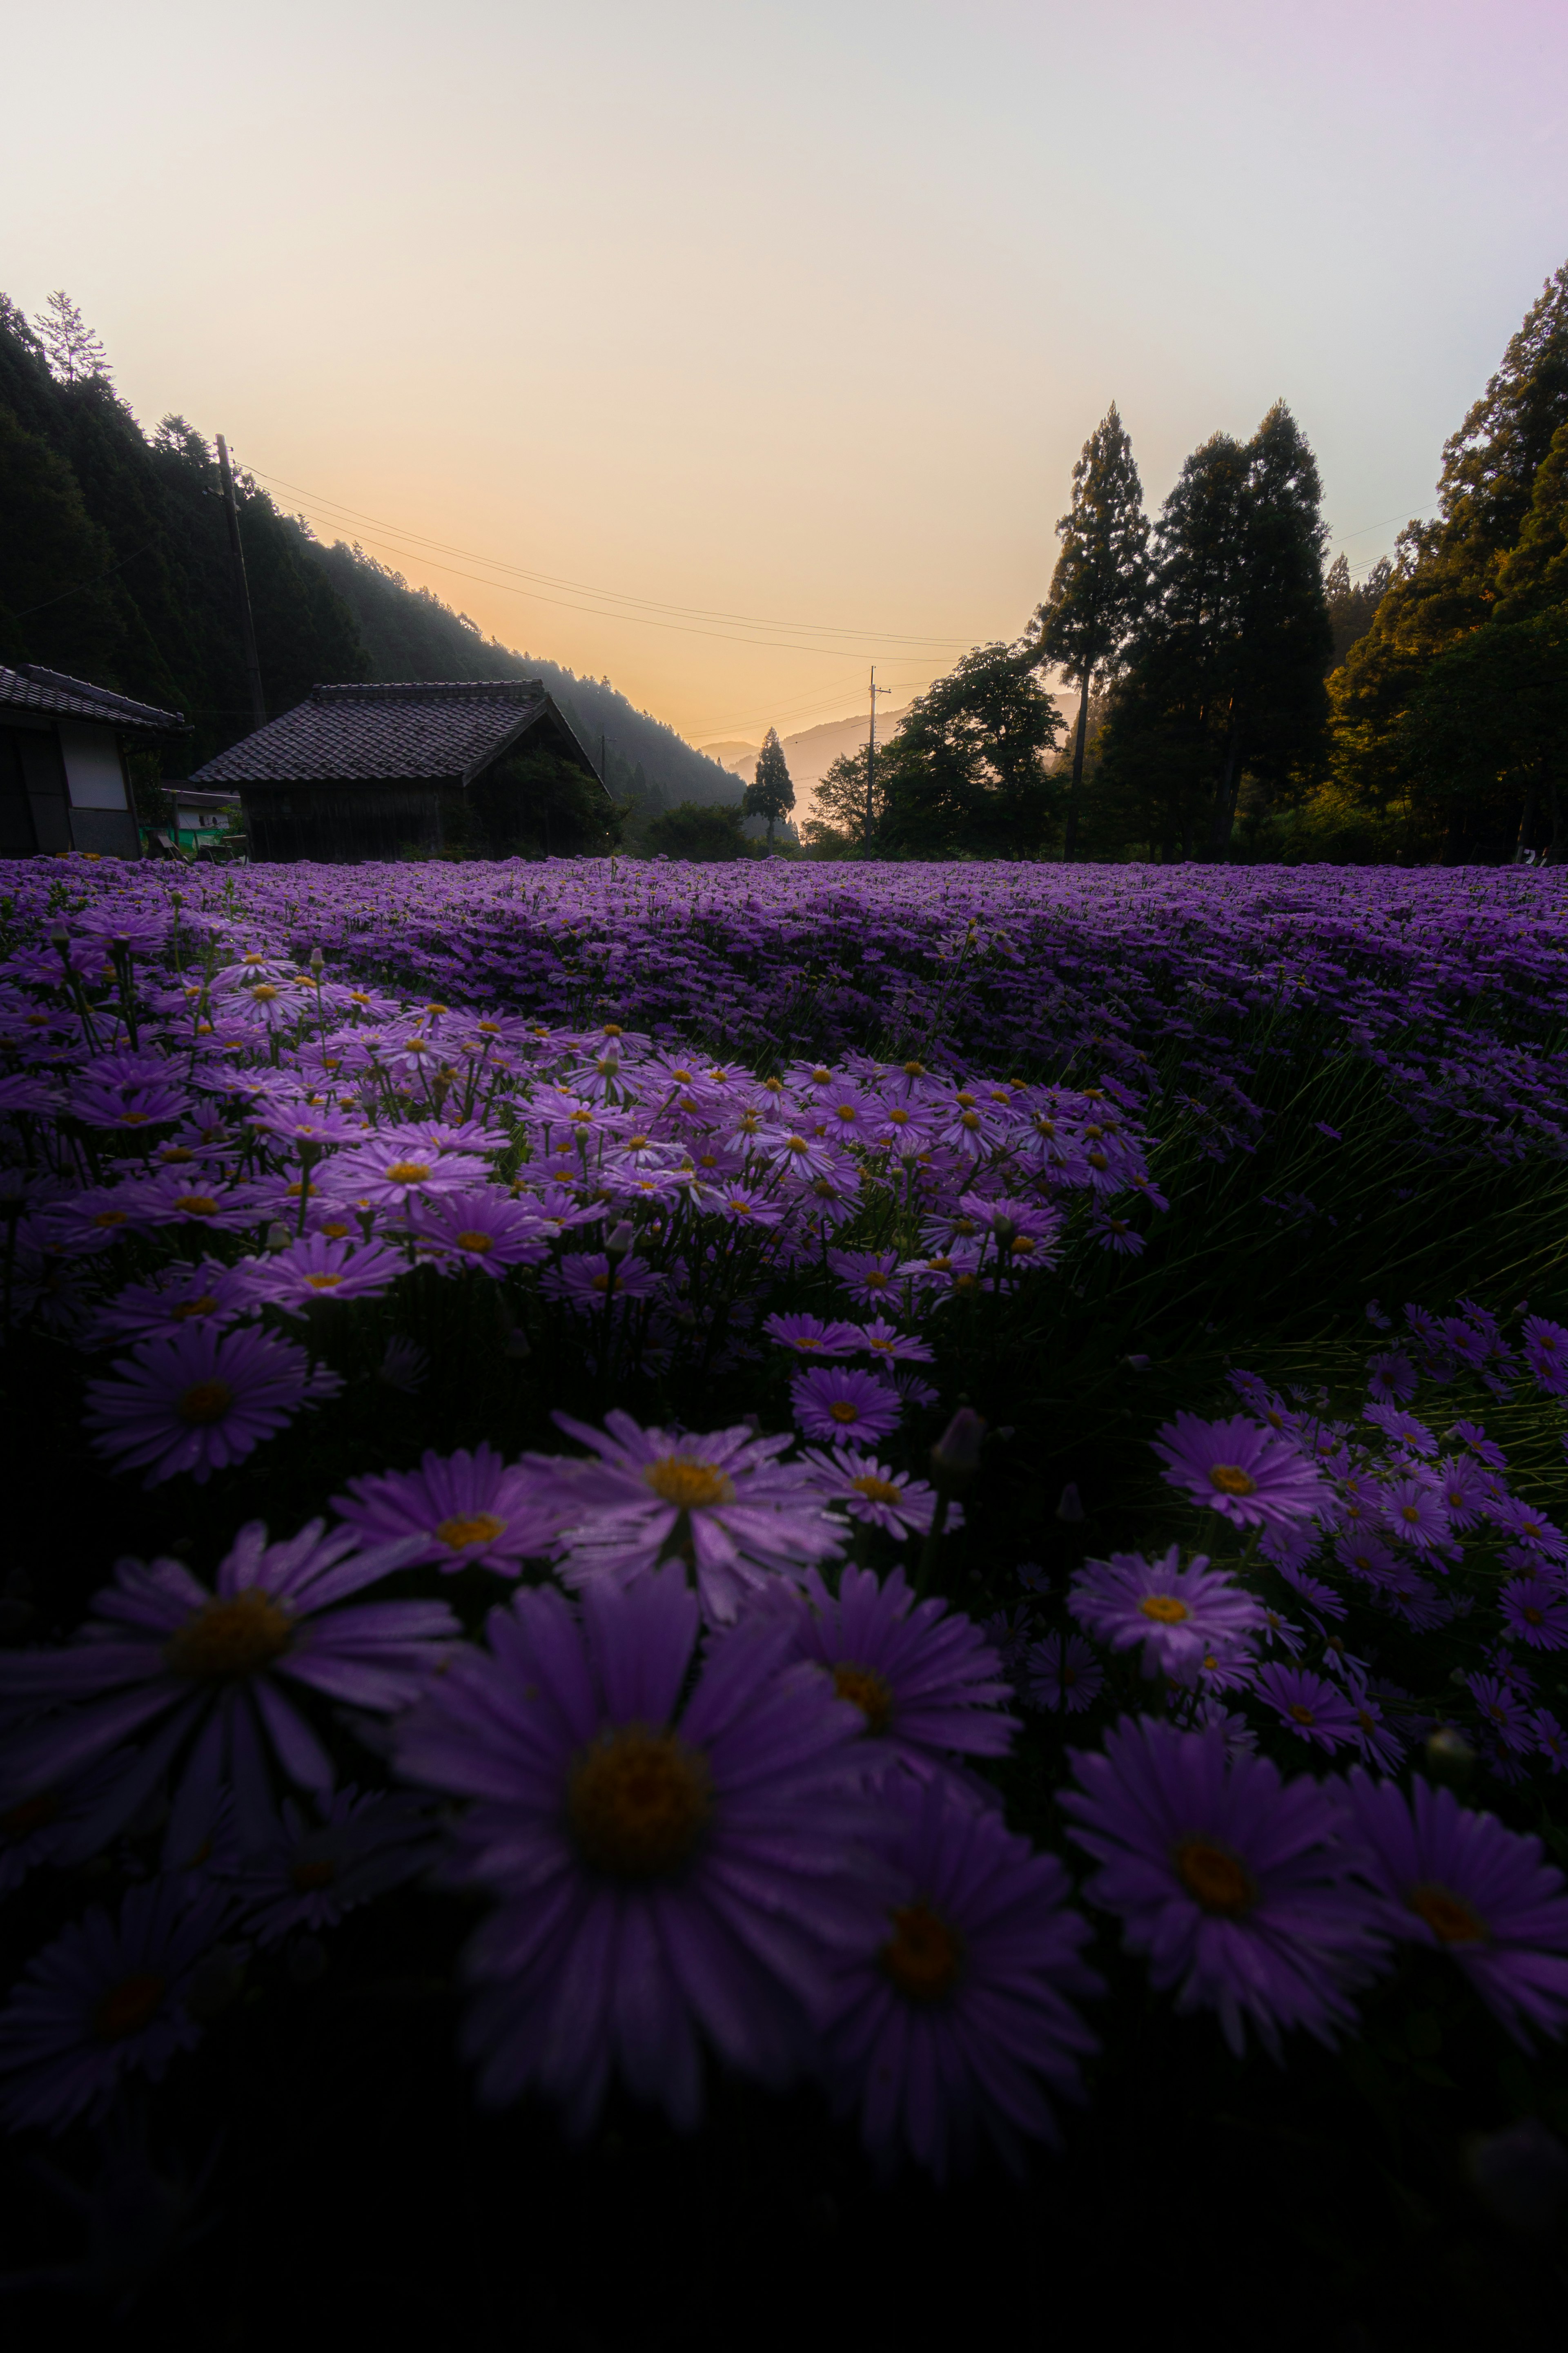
[0,295,741,819]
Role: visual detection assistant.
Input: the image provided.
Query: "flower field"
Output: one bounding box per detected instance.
[3,851,1568,2340]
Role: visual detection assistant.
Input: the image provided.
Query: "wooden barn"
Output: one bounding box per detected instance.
[188,680,609,863]
[0,664,185,859]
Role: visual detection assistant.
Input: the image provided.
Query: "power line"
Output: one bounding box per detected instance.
[242,463,970,652]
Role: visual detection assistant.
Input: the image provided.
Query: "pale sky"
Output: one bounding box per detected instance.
[4,0,1565,746]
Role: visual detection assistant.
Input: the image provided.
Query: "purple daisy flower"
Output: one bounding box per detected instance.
[535,1410,844,1626]
[784,1564,1016,1768]
[1251,1663,1361,1753]
[401,1188,552,1276]
[1153,1413,1325,1529]
[1061,1715,1387,2058]
[0,1750,135,1897]
[539,1251,664,1312]
[762,1311,863,1358]
[1381,1474,1449,1551]
[1343,1772,1568,2047]
[1468,1673,1536,1753]
[1494,1496,1568,1560]
[238,1233,405,1312]
[1068,1547,1264,1680]
[332,1444,561,1578]
[854,1318,936,1367]
[395,1567,881,2135]
[819,1773,1098,2179]
[797,1448,953,1539]
[827,1249,904,1309]
[1362,1404,1437,1455]
[83,1323,325,1487]
[790,1365,903,1448]
[87,1260,251,1347]
[1366,1351,1418,1404]
[1500,1576,1568,1652]
[0,1878,231,2133]
[1522,1316,1568,1398]
[1535,1711,1568,1772]
[0,1521,455,1862]
[229,1786,442,1946]
[1026,1632,1105,1713]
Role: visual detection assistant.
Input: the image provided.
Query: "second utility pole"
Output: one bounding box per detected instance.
[216,435,267,734]
[864,665,891,853]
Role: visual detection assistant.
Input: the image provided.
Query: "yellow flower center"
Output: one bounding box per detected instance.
[829,1400,861,1424]
[1288,1703,1315,1726]
[643,1457,736,1510]
[1175,1839,1255,1916]
[92,1209,129,1228]
[178,1379,233,1425]
[120,1110,149,1125]
[567,1725,712,1878]
[321,1220,352,1240]
[304,1272,344,1290]
[454,1229,494,1252]
[1523,1605,1546,1626]
[251,984,280,1003]
[1208,1464,1256,1497]
[1408,1883,1487,1945]
[384,1161,431,1183]
[173,1195,219,1218]
[833,1661,894,1733]
[172,1295,220,1321]
[291,1858,338,1892]
[880,1903,963,2003]
[849,1474,903,1506]
[2,1792,60,1840]
[436,1512,506,1551]
[165,1589,293,1679]
[834,1104,858,1121]
[1140,1593,1190,1624]
[93,1972,167,2042]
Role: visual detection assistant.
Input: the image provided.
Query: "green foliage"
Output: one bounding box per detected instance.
[1329,265,1568,854]
[1097,403,1332,858]
[1037,401,1149,855]
[1325,551,1393,667]
[643,800,749,860]
[876,643,1065,858]
[742,727,795,842]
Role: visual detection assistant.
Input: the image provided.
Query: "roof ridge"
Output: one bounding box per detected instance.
[308,680,546,704]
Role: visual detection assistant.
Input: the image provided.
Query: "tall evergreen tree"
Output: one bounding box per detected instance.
[33,291,112,386]
[1099,404,1332,856]
[743,727,795,843]
[1037,403,1147,857]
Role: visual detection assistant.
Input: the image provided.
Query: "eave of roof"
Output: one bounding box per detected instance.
[0,664,186,732]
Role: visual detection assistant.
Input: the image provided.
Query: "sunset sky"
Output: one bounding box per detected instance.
[5,0,1565,748]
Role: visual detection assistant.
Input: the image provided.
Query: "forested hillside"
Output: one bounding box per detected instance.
[0,295,740,812]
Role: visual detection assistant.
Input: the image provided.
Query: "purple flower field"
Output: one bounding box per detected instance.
[4,848,1568,2326]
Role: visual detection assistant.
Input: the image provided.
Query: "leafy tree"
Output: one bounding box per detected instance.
[1325,552,1393,667]
[877,643,1065,857]
[644,802,748,861]
[1330,263,1568,836]
[1037,403,1148,856]
[33,290,112,386]
[743,727,795,843]
[1396,607,1568,858]
[1099,404,1332,856]
[1494,419,1568,623]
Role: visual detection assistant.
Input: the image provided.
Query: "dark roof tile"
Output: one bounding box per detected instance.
[188,680,597,788]
[0,664,185,731]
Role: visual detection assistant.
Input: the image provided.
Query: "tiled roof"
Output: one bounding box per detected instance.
[189,681,597,788]
[0,664,185,732]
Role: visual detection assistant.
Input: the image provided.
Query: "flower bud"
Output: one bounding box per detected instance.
[265,1221,292,1253]
[48,923,69,950]
[504,1329,532,1361]
[930,1407,986,1492]
[605,1220,635,1258]
[309,946,325,972]
[1425,1724,1476,1786]
[1055,1481,1085,1523]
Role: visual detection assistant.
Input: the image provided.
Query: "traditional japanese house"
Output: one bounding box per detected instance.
[188,680,608,863]
[0,664,185,859]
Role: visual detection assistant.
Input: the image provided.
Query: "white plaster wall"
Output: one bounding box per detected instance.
[58,723,128,810]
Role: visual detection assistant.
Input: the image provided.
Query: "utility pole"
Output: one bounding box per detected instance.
[864,666,892,854]
[216,436,267,734]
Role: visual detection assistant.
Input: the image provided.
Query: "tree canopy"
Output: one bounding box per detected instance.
[743,727,795,842]
[1037,402,1148,856]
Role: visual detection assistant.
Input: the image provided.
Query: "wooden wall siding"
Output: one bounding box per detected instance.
[240,782,460,864]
